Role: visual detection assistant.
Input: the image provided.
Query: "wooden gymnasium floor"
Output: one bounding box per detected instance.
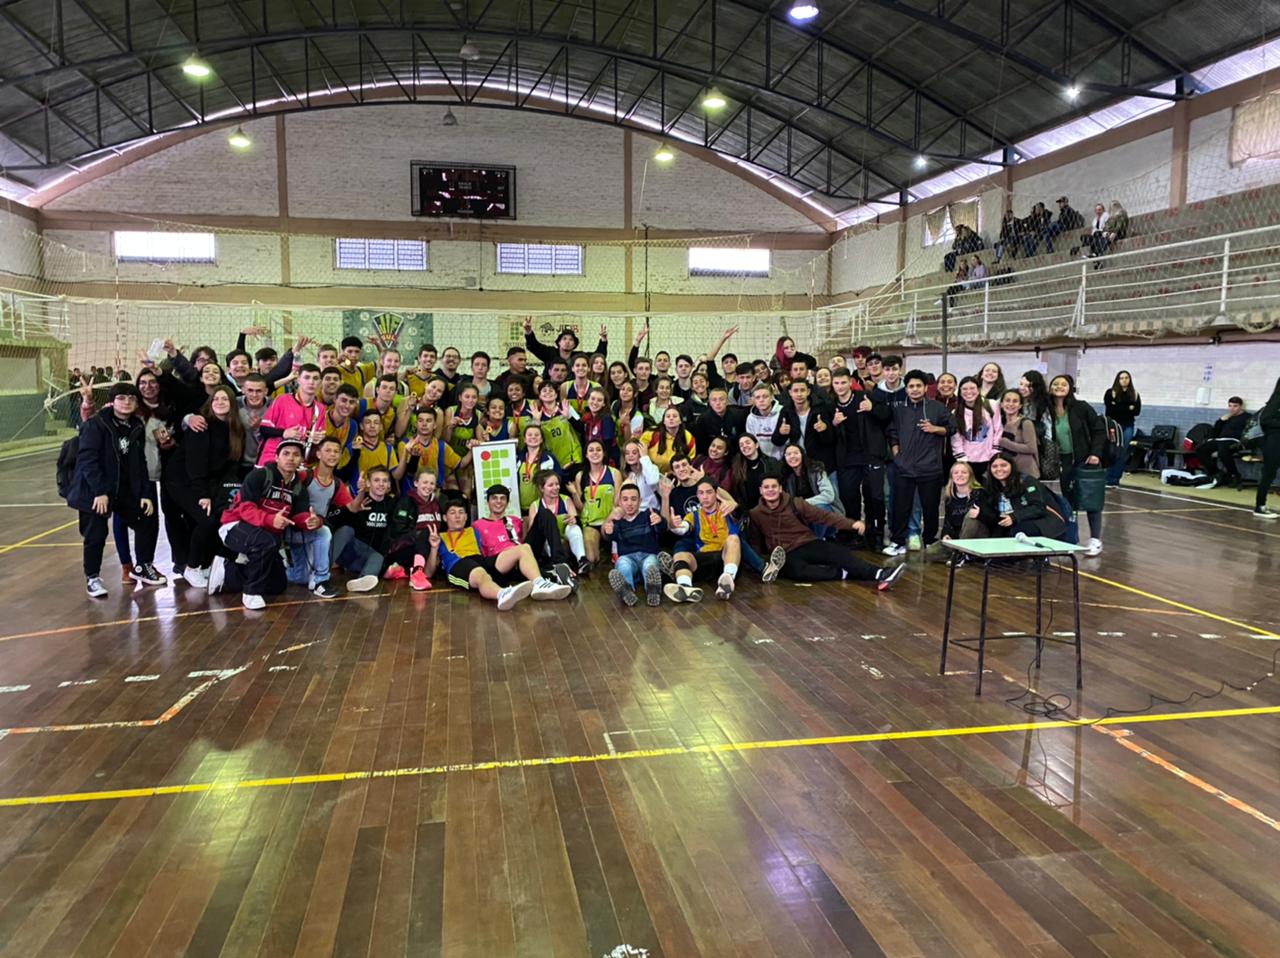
[0,449,1277,958]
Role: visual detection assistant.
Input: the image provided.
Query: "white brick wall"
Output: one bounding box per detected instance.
[1014,130,1174,217]
[1187,106,1280,203]
[0,207,38,277]
[42,229,284,286]
[44,117,279,215]
[1074,341,1280,410]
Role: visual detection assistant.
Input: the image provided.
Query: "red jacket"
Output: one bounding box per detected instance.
[220,463,312,532]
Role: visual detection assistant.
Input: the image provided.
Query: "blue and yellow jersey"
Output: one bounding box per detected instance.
[562,379,600,417]
[438,527,482,574]
[679,507,739,553]
[357,397,402,440]
[323,413,359,468]
[350,439,402,491]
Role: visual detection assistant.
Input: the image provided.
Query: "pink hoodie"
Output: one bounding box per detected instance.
[951,406,1003,464]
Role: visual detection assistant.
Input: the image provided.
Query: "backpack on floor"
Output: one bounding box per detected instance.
[55,435,79,499]
[1049,488,1079,545]
[1100,415,1126,466]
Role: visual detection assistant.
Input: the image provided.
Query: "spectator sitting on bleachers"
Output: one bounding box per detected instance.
[993,209,1021,262]
[1018,203,1052,257]
[1026,196,1084,257]
[967,255,989,288]
[943,224,985,273]
[1195,396,1250,490]
[1077,201,1129,262]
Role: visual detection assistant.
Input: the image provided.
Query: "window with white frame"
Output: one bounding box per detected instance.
[334,237,428,271]
[113,231,216,263]
[688,247,771,276]
[495,243,584,275]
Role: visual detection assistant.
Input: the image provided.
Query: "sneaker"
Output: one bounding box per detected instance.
[86,576,108,599]
[1254,506,1278,520]
[608,569,638,606]
[762,546,787,583]
[576,555,594,576]
[120,567,135,584]
[496,580,534,611]
[1201,479,1217,490]
[132,562,166,586]
[409,567,432,591]
[715,572,735,600]
[552,561,575,588]
[172,566,186,583]
[242,593,266,610]
[312,581,340,599]
[907,534,922,552]
[347,574,379,593]
[207,556,227,595]
[184,566,210,588]
[532,577,572,601]
[658,551,675,579]
[663,582,703,604]
[383,563,408,581]
[882,543,907,557]
[643,562,663,606]
[876,562,907,592]
[1086,538,1103,556]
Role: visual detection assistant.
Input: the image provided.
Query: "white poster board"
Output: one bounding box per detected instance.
[471,440,520,519]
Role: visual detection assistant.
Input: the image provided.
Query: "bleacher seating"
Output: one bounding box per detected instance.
[825,182,1280,351]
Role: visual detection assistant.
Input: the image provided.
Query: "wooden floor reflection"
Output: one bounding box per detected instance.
[0,450,1276,957]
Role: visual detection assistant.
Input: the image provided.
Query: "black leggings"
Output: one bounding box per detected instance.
[386,529,433,569]
[1257,431,1280,510]
[782,540,879,582]
[164,480,223,570]
[523,508,572,567]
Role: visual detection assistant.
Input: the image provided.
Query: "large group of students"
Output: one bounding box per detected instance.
[65,318,1280,611]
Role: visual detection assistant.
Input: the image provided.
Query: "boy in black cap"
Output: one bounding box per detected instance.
[208,437,318,610]
[67,382,164,598]
[522,315,607,376]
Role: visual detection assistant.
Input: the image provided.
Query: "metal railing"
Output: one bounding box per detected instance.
[817,222,1280,349]
[0,289,72,343]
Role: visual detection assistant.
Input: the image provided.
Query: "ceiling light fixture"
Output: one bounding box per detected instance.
[1066,84,1081,101]
[788,2,820,22]
[459,41,481,62]
[654,143,675,163]
[914,154,927,169]
[181,54,211,79]
[702,88,728,110]
[442,107,458,127]
[227,126,252,150]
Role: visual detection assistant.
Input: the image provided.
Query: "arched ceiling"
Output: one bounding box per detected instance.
[1,0,1278,212]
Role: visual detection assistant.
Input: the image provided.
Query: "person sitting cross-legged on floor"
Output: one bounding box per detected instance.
[424,500,570,610]
[660,476,743,602]
[208,438,317,611]
[748,475,905,591]
[331,465,399,593]
[602,482,671,607]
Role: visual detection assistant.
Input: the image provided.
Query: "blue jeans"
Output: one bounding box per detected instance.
[615,553,660,590]
[332,525,384,577]
[286,526,333,586]
[1106,425,1134,485]
[740,537,765,573]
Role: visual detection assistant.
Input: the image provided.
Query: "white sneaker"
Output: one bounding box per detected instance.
[1086,538,1103,556]
[907,534,922,552]
[347,574,379,593]
[762,546,787,583]
[207,556,226,595]
[1201,479,1217,489]
[242,593,266,610]
[86,576,107,599]
[496,580,534,610]
[1254,506,1278,520]
[882,543,907,557]
[184,566,209,588]
[532,577,572,601]
[715,572,735,600]
[663,582,703,603]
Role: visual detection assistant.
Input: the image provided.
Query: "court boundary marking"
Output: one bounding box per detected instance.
[0,704,1276,809]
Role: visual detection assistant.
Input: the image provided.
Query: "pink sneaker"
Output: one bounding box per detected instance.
[383,563,408,581]
[409,567,432,592]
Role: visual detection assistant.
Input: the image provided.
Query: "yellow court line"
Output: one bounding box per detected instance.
[1073,568,1280,638]
[2,704,1277,808]
[0,519,78,556]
